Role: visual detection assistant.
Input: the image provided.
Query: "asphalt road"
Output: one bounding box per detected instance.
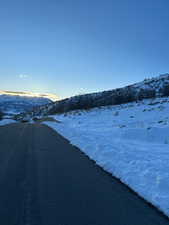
[0,123,168,225]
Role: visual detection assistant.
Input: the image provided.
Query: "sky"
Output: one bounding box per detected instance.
[0,0,169,98]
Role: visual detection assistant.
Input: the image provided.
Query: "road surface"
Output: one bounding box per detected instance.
[0,123,168,225]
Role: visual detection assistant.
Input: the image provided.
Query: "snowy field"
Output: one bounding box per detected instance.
[0,119,16,126]
[44,97,169,217]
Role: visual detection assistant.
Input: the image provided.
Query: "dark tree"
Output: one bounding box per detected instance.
[137,89,156,100]
[161,84,169,97]
[0,111,4,121]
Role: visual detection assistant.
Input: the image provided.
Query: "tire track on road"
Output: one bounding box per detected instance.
[21,125,41,225]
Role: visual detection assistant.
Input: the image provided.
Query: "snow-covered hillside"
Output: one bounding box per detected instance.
[18,73,169,118]
[0,94,52,115]
[44,96,169,217]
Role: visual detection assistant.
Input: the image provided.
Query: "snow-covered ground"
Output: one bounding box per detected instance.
[0,119,16,126]
[44,97,169,217]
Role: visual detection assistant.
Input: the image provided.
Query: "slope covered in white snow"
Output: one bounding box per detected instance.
[44,97,169,217]
[0,119,16,126]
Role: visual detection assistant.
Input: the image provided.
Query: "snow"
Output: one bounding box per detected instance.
[0,94,51,114]
[133,73,169,96]
[0,119,16,126]
[44,97,169,217]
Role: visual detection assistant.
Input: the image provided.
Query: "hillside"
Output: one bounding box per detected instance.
[48,73,169,114]
[17,73,169,120]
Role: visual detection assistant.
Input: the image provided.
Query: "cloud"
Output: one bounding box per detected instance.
[18,74,29,79]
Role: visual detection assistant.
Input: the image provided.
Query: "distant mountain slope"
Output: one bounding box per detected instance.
[0,90,59,101]
[16,73,169,119]
[0,93,52,114]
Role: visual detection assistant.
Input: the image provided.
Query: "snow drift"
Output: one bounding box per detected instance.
[44,96,169,217]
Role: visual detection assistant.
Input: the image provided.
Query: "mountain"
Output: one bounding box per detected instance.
[16,73,169,120]
[0,91,55,115]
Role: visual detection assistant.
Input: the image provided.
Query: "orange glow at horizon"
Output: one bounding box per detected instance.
[0,90,59,101]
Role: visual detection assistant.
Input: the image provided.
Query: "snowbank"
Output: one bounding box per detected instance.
[44,97,169,217]
[0,119,16,126]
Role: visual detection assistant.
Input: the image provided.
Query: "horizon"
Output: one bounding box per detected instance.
[1,72,169,101]
[0,1,169,98]
[0,90,59,101]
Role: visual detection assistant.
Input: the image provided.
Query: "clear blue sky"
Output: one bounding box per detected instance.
[0,0,169,98]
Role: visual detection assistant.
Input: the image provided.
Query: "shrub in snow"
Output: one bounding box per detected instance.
[161,84,169,97]
[119,125,126,128]
[158,120,164,124]
[114,111,119,116]
[137,88,156,101]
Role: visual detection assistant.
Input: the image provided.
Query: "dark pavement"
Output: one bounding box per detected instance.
[0,123,168,225]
